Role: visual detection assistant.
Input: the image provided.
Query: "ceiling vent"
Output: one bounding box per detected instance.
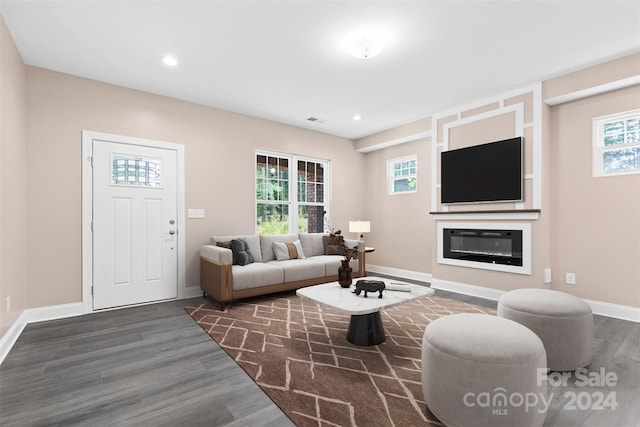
[307,117,327,123]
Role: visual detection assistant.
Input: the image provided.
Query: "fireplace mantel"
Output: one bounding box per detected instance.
[430,209,540,221]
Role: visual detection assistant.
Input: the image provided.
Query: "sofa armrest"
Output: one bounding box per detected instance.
[200,245,233,305]
[201,244,233,264]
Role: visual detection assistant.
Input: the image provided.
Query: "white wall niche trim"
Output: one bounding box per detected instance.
[437,222,532,275]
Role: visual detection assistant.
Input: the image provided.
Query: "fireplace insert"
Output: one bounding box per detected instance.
[443,228,523,266]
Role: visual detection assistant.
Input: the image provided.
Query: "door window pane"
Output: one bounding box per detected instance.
[111,154,161,187]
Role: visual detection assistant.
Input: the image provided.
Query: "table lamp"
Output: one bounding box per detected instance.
[349,220,370,249]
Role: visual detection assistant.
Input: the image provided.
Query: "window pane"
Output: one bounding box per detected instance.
[111,154,161,187]
[604,121,624,135]
[393,177,417,193]
[627,118,640,132]
[627,130,640,143]
[604,133,625,146]
[256,204,289,234]
[602,147,640,174]
[298,205,324,233]
[316,183,324,203]
[316,164,324,183]
[307,182,315,203]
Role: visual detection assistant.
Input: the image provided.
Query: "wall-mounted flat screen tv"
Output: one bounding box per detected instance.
[441,137,523,204]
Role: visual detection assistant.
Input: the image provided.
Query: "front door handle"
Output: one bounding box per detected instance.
[169,230,176,235]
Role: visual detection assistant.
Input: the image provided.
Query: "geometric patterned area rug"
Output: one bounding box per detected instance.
[186,291,496,427]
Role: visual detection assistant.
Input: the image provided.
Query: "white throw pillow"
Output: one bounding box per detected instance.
[272,240,305,261]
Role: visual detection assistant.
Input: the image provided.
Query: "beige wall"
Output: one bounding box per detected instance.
[25,67,365,308]
[549,84,640,306]
[362,137,432,273]
[0,15,27,337]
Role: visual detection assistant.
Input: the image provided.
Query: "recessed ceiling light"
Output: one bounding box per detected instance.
[162,55,178,66]
[353,114,363,121]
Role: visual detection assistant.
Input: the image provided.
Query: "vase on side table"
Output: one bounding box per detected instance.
[338,259,352,288]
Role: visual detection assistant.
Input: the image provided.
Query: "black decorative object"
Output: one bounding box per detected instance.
[353,280,385,298]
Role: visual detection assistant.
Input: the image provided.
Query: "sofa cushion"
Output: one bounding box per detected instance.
[260,234,299,262]
[299,233,326,258]
[211,235,262,263]
[267,259,325,283]
[230,238,255,266]
[232,263,284,291]
[273,240,305,261]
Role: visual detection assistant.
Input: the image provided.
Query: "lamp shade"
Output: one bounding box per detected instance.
[349,221,370,234]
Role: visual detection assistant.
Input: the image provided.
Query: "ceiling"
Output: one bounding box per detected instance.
[1,1,639,140]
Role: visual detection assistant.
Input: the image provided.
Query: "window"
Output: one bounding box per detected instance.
[256,151,329,234]
[593,109,640,176]
[388,155,417,194]
[111,154,161,187]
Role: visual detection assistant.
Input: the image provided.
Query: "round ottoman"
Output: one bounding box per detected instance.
[498,288,593,371]
[422,314,547,427]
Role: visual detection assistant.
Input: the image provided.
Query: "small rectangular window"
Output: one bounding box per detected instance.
[594,110,640,177]
[111,154,162,187]
[388,155,417,194]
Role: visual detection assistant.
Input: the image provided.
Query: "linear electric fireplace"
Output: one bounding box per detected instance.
[437,223,531,275]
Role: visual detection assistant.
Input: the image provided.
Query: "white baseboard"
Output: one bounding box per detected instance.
[366,264,432,284]
[0,302,85,366]
[431,277,640,323]
[584,299,640,323]
[430,278,504,302]
[369,269,640,324]
[0,311,28,367]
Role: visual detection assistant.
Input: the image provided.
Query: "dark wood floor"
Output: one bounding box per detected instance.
[1,280,638,426]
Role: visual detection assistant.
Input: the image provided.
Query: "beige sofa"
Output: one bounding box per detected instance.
[200,232,365,307]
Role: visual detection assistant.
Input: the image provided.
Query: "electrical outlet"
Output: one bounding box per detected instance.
[565,273,576,285]
[544,268,552,284]
[6,296,10,312]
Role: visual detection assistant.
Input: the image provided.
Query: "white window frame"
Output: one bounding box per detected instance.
[388,155,417,194]
[256,150,330,234]
[593,109,640,177]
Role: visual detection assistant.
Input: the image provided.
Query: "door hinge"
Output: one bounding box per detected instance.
[89,156,93,167]
[91,286,94,296]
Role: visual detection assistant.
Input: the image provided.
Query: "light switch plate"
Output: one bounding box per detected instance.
[188,208,205,219]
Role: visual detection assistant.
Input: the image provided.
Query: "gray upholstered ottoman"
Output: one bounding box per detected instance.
[497,288,593,371]
[422,313,547,427]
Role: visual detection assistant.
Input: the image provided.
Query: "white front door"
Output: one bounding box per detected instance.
[92,140,178,310]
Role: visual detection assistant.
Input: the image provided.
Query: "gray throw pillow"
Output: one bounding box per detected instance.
[230,238,255,266]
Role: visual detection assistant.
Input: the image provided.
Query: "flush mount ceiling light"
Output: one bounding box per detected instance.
[344,27,389,60]
[161,55,178,66]
[351,38,384,59]
[353,114,363,121]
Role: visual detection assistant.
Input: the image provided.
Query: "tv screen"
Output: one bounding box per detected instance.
[441,137,523,204]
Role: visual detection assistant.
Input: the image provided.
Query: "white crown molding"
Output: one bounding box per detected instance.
[356,130,432,153]
[544,75,640,106]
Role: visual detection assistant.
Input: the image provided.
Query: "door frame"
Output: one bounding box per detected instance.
[82,130,186,313]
